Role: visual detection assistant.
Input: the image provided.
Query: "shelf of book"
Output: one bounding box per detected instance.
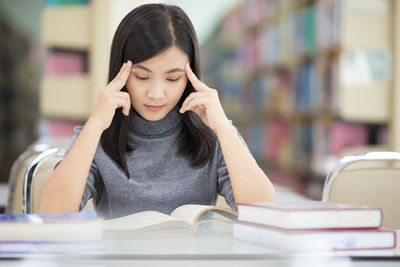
[201,0,393,199]
[38,0,150,139]
[39,0,93,139]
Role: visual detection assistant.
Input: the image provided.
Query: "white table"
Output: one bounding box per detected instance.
[0,185,398,266]
[0,223,399,267]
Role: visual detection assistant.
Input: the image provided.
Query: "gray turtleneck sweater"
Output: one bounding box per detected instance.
[68,107,247,219]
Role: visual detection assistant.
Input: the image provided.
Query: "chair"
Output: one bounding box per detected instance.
[23,147,65,213]
[13,145,227,214]
[22,147,93,214]
[6,143,53,214]
[322,151,400,229]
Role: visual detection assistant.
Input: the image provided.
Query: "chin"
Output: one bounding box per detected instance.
[140,111,168,121]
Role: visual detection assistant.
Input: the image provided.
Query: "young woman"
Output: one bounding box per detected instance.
[39,3,275,218]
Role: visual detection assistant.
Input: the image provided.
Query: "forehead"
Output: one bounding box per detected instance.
[134,46,189,72]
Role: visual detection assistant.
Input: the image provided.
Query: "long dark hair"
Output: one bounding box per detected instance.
[101,4,216,178]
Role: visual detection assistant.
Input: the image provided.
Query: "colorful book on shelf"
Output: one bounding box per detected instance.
[251,77,267,109]
[0,211,103,242]
[303,6,316,54]
[292,122,314,167]
[249,123,264,159]
[45,0,89,6]
[103,204,237,237]
[316,0,340,49]
[265,119,291,163]
[47,119,83,137]
[233,221,396,251]
[45,50,87,77]
[329,122,368,156]
[237,201,382,230]
[294,62,317,111]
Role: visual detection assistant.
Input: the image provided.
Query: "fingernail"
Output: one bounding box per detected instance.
[179,108,184,113]
[122,63,126,67]
[127,60,132,65]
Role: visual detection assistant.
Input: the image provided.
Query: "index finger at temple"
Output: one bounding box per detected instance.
[185,63,205,91]
[113,61,133,91]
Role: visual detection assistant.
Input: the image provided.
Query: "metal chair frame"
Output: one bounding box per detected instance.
[7,143,54,213]
[322,151,400,201]
[22,147,66,214]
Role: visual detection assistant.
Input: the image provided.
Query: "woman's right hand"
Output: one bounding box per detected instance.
[88,60,133,132]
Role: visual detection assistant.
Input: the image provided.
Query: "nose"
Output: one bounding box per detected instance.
[146,80,165,100]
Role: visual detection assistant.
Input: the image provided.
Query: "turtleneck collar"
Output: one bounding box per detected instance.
[128,105,183,139]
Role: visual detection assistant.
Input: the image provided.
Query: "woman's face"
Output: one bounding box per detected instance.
[125,45,189,121]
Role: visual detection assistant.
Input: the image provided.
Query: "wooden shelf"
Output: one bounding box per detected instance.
[40,75,91,119]
[39,0,115,120]
[41,5,91,50]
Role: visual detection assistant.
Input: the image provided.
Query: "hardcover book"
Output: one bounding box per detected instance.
[237,201,382,230]
[233,221,396,251]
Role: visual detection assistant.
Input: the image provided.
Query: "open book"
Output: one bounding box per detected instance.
[103,204,237,234]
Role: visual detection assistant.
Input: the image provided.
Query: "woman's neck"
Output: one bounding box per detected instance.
[129,106,183,139]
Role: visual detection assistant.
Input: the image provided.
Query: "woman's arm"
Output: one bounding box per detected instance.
[214,124,276,203]
[180,63,276,204]
[39,61,133,214]
[38,122,102,214]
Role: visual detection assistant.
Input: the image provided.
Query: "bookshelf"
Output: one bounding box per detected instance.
[39,0,153,139]
[392,0,400,151]
[40,1,92,121]
[201,0,393,199]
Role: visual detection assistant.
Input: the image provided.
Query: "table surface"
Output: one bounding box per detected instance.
[0,185,398,266]
[0,222,399,267]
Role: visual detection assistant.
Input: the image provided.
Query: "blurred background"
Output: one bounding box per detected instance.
[0,0,399,211]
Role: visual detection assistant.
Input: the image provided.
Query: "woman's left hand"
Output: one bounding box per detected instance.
[180,64,231,133]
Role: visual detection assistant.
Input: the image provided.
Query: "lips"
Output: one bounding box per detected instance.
[145,104,165,111]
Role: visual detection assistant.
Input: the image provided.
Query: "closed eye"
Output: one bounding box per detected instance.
[135,74,149,80]
[167,77,181,82]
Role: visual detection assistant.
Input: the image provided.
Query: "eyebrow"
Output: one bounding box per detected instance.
[133,64,185,74]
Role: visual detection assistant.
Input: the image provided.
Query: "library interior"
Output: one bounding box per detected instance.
[0,0,400,265]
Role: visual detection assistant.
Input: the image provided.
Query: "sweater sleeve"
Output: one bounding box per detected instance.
[59,126,99,211]
[216,123,254,211]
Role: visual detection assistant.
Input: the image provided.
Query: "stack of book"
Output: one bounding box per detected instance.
[0,211,103,253]
[233,201,396,251]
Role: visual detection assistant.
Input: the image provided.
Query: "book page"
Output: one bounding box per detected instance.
[103,211,191,232]
[170,204,237,226]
